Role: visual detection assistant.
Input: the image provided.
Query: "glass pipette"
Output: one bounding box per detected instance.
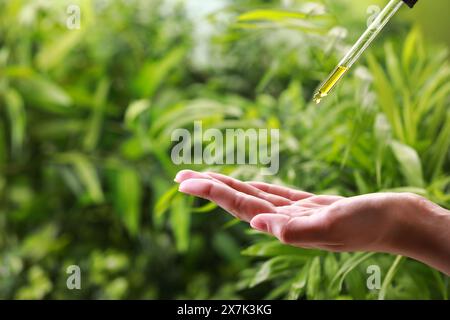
[313,0,418,104]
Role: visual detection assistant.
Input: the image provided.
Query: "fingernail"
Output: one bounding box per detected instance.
[250,219,268,233]
[178,180,200,195]
[178,180,189,193]
[175,170,197,183]
[174,172,183,183]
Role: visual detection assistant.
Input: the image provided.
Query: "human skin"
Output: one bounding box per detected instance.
[175,170,450,276]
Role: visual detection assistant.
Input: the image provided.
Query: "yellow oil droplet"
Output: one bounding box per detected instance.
[313,65,349,104]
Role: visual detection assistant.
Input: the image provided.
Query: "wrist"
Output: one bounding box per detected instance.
[387,193,450,275]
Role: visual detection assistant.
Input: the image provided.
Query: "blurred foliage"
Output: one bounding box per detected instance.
[0,0,449,299]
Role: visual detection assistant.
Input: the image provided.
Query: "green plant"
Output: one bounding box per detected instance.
[233,20,450,299]
[0,0,448,300]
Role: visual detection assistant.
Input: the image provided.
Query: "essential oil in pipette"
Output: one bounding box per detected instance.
[313,65,349,104]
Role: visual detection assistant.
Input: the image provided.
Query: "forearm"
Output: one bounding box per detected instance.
[388,195,450,275]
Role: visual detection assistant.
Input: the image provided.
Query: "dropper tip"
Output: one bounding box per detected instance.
[313,91,324,105]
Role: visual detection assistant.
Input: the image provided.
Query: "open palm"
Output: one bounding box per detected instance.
[175,170,399,253]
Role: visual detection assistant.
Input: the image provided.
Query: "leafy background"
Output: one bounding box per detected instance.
[0,0,449,299]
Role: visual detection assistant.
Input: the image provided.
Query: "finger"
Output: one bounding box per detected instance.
[294,195,344,206]
[281,214,333,244]
[174,169,203,183]
[250,213,332,244]
[248,181,314,201]
[250,214,290,239]
[292,202,324,210]
[179,178,276,221]
[276,206,315,217]
[176,170,293,206]
[206,172,293,206]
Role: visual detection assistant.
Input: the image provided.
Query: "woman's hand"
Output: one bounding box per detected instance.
[175,170,450,275]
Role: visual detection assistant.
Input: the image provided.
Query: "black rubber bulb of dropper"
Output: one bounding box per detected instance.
[402,0,418,8]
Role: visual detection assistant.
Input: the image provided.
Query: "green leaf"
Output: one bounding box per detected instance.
[380,187,427,196]
[379,255,404,300]
[56,152,104,204]
[250,255,304,288]
[331,252,375,291]
[113,167,142,236]
[170,195,191,253]
[416,65,450,117]
[427,112,450,179]
[3,88,26,157]
[36,30,84,71]
[222,218,240,229]
[324,254,339,282]
[150,99,242,139]
[265,279,294,300]
[15,266,53,300]
[238,10,310,22]
[374,113,392,186]
[154,186,179,219]
[212,232,243,265]
[0,121,7,166]
[431,269,448,300]
[374,113,392,142]
[236,9,331,33]
[402,27,420,73]
[287,262,309,300]
[306,256,321,299]
[192,202,217,213]
[367,54,405,142]
[84,79,110,151]
[390,140,424,187]
[344,268,367,299]
[125,99,151,129]
[19,224,67,260]
[385,42,406,93]
[14,75,72,111]
[324,253,340,297]
[242,240,323,258]
[133,46,186,98]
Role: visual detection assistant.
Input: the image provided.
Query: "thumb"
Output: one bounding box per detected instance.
[251,213,330,244]
[250,214,290,239]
